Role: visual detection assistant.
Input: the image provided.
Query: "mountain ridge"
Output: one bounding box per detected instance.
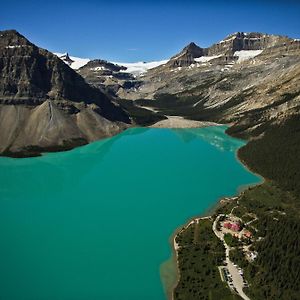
[54,31,298,71]
[164,32,293,68]
[65,31,298,100]
[0,29,130,157]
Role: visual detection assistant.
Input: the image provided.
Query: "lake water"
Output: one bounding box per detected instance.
[0,126,260,300]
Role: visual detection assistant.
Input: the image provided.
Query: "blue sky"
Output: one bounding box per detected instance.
[1,0,300,62]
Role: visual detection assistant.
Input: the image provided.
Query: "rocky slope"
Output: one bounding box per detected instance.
[119,32,300,138]
[77,59,140,97]
[0,30,130,157]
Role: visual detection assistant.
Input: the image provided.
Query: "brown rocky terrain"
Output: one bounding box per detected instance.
[118,32,300,138]
[77,59,140,97]
[0,30,130,157]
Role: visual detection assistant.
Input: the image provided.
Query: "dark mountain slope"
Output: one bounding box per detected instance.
[0,30,130,157]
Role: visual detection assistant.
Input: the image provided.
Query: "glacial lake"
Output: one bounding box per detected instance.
[0,126,260,300]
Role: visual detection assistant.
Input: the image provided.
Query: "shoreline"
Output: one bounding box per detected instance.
[166,195,237,300]
[149,116,220,129]
[1,117,262,298]
[1,117,219,159]
[1,116,221,159]
[236,149,266,185]
[166,134,265,300]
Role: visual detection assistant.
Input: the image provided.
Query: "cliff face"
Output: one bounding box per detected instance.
[206,32,291,56]
[0,30,130,157]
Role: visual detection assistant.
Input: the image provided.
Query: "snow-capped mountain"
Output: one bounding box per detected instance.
[54,52,169,97]
[54,32,300,108]
[54,52,168,75]
[113,60,169,75]
[54,52,90,69]
[120,31,300,140]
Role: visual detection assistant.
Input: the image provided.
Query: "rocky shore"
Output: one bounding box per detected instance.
[150,116,219,128]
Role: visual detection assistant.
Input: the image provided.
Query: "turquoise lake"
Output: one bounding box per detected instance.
[0,126,260,300]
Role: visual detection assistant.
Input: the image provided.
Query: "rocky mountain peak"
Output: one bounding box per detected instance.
[171,42,203,58]
[77,59,138,97]
[0,30,129,121]
[182,42,203,55]
[80,59,127,72]
[169,42,204,67]
[0,29,33,48]
[58,52,74,65]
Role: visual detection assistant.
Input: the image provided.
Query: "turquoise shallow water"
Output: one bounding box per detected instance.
[0,126,260,300]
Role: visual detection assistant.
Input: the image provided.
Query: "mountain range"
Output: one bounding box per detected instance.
[0,30,299,156]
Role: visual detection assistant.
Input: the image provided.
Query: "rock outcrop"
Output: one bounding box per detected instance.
[0,30,130,157]
[77,59,140,97]
[58,53,74,65]
[206,32,291,56]
[168,42,205,67]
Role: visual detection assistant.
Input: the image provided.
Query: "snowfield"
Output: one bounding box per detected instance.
[112,60,169,75]
[54,53,90,69]
[54,52,168,75]
[233,50,263,62]
[194,55,222,62]
[5,45,22,49]
[54,49,264,74]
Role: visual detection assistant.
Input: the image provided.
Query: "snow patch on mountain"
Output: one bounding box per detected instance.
[114,60,169,75]
[234,50,263,62]
[54,53,90,69]
[194,55,222,62]
[54,52,168,75]
[5,45,22,49]
[219,35,236,44]
[91,66,107,71]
